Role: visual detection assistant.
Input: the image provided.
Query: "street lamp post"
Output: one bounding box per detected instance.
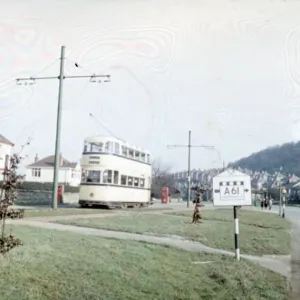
[282,187,287,218]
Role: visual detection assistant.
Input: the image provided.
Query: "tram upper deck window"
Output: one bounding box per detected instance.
[135,151,140,161]
[115,143,120,155]
[105,141,113,153]
[146,154,150,163]
[86,170,101,183]
[86,142,103,152]
[128,148,134,158]
[122,146,128,156]
[140,153,146,162]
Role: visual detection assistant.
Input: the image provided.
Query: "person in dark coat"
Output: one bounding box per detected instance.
[264,197,268,210]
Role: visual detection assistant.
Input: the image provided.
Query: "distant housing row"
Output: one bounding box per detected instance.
[172,167,300,190]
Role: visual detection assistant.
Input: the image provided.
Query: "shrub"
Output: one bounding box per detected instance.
[0,181,79,193]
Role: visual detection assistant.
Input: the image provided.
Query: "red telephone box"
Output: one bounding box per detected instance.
[161,187,169,204]
[57,185,63,204]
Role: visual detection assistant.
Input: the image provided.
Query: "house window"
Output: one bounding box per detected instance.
[113,171,119,184]
[121,175,127,185]
[32,168,41,177]
[86,170,101,183]
[71,169,77,178]
[103,170,113,183]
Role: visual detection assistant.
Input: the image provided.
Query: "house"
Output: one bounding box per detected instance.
[0,134,14,181]
[25,153,81,186]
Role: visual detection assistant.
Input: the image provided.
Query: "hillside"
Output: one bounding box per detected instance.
[230,141,300,176]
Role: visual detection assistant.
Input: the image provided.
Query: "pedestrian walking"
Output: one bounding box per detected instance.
[260,197,264,210]
[269,197,273,210]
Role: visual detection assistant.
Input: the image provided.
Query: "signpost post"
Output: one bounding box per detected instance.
[212,169,252,261]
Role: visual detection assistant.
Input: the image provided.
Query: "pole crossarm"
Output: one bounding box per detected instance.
[16,74,110,84]
[15,45,111,209]
[167,144,213,149]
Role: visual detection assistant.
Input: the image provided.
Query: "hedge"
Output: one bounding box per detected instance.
[0,181,79,193]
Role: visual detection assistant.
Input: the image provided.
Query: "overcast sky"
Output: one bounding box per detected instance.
[1,0,300,173]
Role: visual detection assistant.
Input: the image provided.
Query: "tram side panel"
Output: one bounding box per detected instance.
[79,185,150,207]
[79,154,151,207]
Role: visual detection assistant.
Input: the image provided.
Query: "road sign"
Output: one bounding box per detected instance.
[213,169,252,207]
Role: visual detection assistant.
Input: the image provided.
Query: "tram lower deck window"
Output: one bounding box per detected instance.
[86,170,101,183]
[103,170,113,183]
[114,171,119,184]
[121,175,127,185]
[140,179,145,188]
[134,178,139,187]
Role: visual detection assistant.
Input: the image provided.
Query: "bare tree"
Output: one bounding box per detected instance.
[151,160,177,198]
[0,139,30,254]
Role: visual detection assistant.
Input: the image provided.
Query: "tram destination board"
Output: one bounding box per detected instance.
[212,169,252,207]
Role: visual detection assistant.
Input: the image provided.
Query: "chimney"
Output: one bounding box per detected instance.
[34,154,39,162]
[59,153,63,167]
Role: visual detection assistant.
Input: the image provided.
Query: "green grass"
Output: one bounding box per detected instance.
[57,209,291,256]
[0,225,291,300]
[23,208,111,218]
[23,207,172,218]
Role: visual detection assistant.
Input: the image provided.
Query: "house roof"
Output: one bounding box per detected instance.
[27,155,77,169]
[0,134,14,146]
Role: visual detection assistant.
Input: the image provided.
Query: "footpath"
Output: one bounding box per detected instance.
[7,205,292,278]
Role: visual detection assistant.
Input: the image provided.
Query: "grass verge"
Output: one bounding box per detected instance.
[0,225,291,300]
[23,207,172,218]
[23,208,111,218]
[56,209,291,255]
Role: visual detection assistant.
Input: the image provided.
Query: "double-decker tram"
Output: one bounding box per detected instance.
[79,135,152,209]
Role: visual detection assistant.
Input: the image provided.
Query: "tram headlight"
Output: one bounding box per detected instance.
[89,193,94,197]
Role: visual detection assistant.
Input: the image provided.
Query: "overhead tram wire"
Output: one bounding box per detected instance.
[89,113,125,143]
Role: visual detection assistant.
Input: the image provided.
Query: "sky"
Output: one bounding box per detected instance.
[1,0,300,173]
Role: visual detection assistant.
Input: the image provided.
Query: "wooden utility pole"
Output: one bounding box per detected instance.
[16,46,111,209]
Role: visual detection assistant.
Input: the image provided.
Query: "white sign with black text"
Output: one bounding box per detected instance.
[213,169,252,207]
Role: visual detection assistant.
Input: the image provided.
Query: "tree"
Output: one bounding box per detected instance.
[151,160,177,198]
[230,141,300,176]
[0,139,30,254]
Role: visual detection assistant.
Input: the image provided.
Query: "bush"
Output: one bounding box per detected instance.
[0,181,79,193]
